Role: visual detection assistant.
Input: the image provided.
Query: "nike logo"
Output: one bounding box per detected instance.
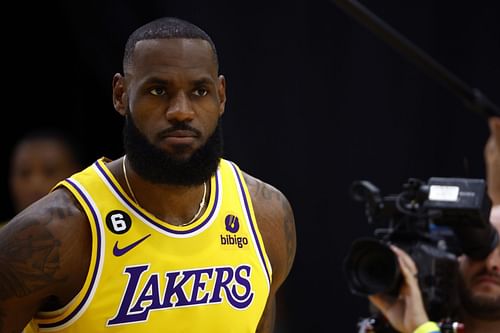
[113,234,151,257]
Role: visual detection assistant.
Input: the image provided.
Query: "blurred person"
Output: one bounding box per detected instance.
[368,117,500,333]
[456,116,500,333]
[485,117,500,207]
[0,17,296,332]
[1,130,81,228]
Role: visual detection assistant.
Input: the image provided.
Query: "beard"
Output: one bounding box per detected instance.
[458,272,500,320]
[123,111,223,186]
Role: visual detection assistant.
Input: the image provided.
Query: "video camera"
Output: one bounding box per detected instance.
[343,177,498,332]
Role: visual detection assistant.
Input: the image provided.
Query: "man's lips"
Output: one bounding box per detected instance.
[473,274,500,287]
[160,130,198,145]
[165,129,197,137]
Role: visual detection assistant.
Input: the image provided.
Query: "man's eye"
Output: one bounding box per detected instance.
[193,88,208,97]
[150,88,166,96]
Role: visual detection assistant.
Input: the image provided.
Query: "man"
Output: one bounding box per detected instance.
[369,117,500,333]
[1,130,81,230]
[0,17,296,332]
[8,130,81,214]
[456,116,500,333]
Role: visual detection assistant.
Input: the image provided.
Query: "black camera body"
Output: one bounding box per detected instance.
[344,177,498,329]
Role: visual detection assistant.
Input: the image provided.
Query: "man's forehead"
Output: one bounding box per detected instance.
[124,38,217,79]
[133,38,214,63]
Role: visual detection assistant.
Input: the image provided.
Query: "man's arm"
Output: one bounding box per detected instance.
[368,246,432,333]
[0,188,91,332]
[244,173,297,333]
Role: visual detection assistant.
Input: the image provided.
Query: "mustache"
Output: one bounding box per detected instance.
[158,123,201,137]
[472,268,500,283]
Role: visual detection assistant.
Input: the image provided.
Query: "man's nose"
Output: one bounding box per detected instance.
[485,245,500,272]
[166,92,194,122]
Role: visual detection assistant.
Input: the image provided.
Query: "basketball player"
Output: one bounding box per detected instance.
[0,17,296,332]
[368,116,500,333]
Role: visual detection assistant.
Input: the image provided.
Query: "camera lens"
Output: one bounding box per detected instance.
[344,238,401,296]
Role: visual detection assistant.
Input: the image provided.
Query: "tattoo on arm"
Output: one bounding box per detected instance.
[247,176,297,273]
[0,206,74,301]
[251,180,281,202]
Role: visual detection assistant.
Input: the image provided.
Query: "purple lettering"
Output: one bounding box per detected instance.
[107,264,150,325]
[130,273,162,312]
[108,264,254,325]
[187,268,213,305]
[162,271,190,307]
[229,265,254,308]
[209,266,233,303]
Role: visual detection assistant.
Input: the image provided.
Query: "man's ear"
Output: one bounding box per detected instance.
[112,73,127,116]
[217,75,227,116]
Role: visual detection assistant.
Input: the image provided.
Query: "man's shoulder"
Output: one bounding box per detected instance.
[218,159,283,197]
[242,172,286,202]
[219,158,292,220]
[241,172,293,233]
[234,166,296,289]
[9,188,88,234]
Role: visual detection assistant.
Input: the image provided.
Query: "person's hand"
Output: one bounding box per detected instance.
[485,117,500,206]
[368,245,429,333]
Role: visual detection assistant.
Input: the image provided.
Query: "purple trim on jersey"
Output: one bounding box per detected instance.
[95,160,219,235]
[229,162,271,284]
[39,178,102,328]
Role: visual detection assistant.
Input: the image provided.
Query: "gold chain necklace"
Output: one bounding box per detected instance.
[122,155,207,226]
[122,155,138,203]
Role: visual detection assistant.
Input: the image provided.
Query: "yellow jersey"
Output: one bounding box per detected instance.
[32,157,272,332]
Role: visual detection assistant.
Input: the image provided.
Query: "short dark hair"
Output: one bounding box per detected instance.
[13,129,83,167]
[123,17,218,71]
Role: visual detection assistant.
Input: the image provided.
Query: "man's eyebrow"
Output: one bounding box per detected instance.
[192,77,213,86]
[142,76,214,87]
[144,77,169,85]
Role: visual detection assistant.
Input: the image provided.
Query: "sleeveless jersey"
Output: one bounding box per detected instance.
[32,157,272,332]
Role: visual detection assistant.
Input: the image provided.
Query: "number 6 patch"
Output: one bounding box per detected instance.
[105,210,132,234]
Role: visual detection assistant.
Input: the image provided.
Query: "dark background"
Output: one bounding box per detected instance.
[1,1,499,331]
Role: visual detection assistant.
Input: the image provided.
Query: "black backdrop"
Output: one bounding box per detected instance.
[1,1,499,331]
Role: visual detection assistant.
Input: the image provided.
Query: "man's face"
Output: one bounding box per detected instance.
[122,38,225,160]
[458,218,500,319]
[9,140,79,212]
[120,38,226,186]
